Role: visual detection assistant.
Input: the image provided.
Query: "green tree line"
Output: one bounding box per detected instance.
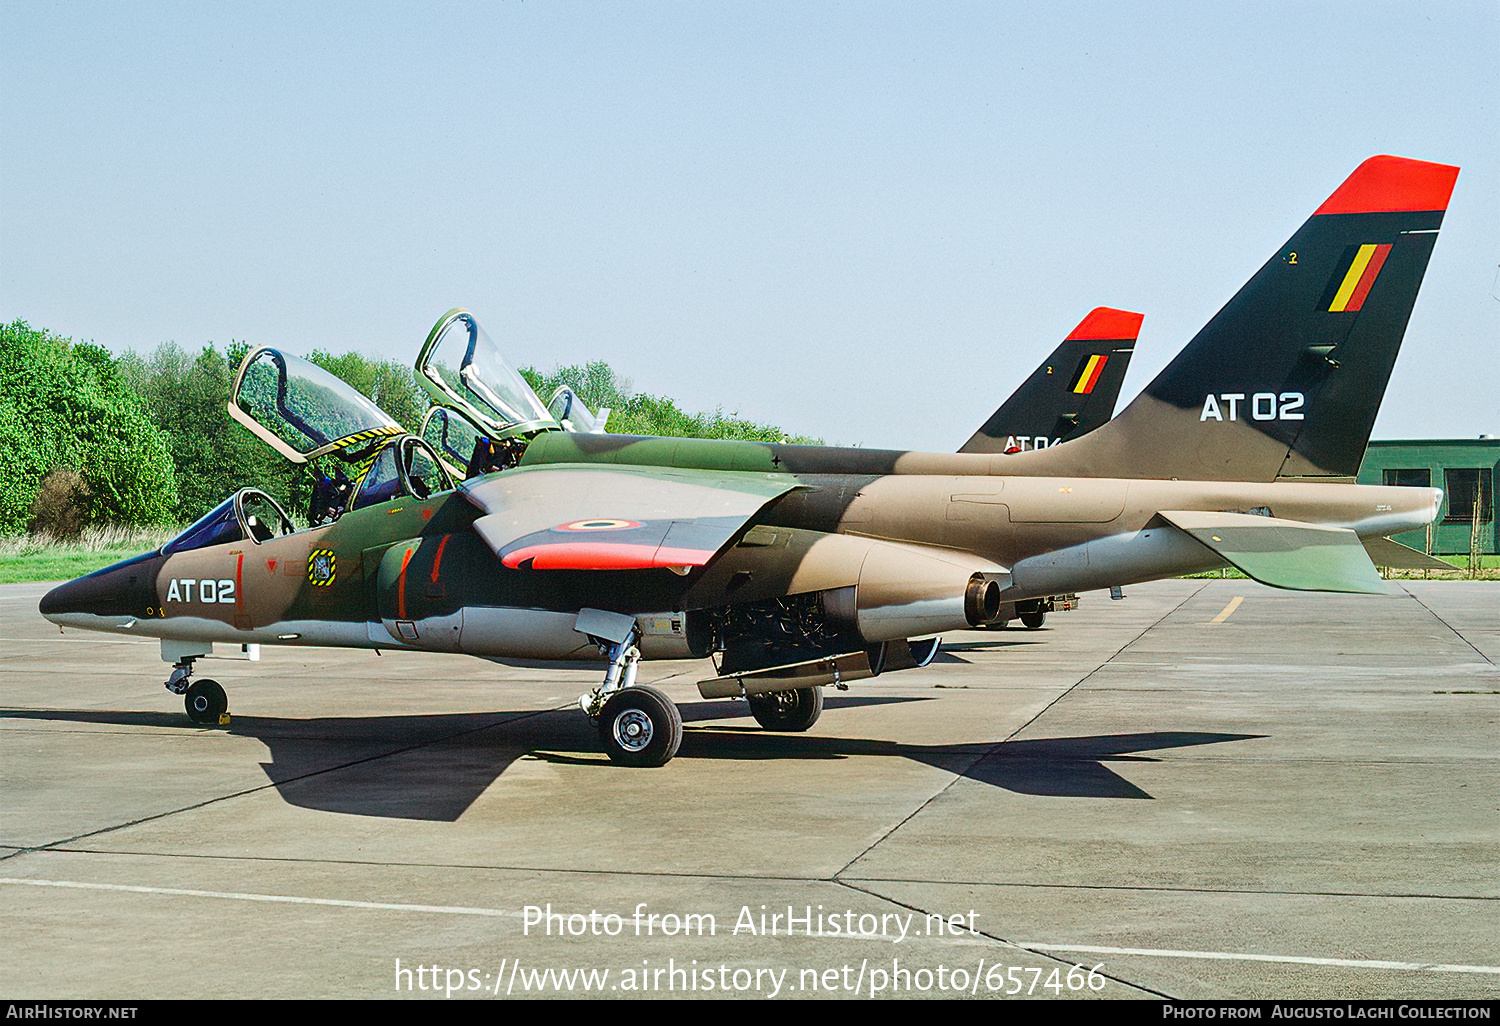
[1,320,815,537]
[522,361,821,444]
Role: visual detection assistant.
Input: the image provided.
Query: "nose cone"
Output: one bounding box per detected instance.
[40,550,163,625]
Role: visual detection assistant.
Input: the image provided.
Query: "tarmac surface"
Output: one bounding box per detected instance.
[1,577,1496,1000]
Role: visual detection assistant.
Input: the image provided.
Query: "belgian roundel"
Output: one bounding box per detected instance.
[553,519,643,532]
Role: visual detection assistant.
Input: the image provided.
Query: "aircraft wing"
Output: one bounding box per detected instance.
[1157,510,1391,594]
[460,464,801,570]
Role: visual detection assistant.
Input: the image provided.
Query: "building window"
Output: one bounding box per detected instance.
[1443,468,1493,524]
[1382,468,1431,488]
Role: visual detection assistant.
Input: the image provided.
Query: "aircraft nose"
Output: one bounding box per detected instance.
[39,551,162,623]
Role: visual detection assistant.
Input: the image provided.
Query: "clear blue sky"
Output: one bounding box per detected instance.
[4,1,1496,450]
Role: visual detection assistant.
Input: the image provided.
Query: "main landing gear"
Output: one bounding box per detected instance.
[747,687,823,732]
[580,624,682,767]
[573,611,827,766]
[597,686,683,768]
[165,657,230,726]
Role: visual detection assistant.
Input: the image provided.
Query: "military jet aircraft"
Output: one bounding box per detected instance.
[40,155,1457,768]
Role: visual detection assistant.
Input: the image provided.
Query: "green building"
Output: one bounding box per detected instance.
[1357,438,1498,555]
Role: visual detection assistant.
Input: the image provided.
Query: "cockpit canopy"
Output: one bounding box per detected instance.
[547,385,610,433]
[162,489,296,555]
[414,309,557,441]
[420,405,486,478]
[227,345,457,526]
[229,347,404,463]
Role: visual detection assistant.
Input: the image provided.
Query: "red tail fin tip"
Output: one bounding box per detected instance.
[1066,307,1145,341]
[1314,155,1459,216]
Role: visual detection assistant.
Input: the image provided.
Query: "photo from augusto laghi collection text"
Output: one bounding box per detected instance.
[392,901,1114,997]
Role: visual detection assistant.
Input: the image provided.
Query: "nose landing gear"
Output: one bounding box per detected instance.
[165,657,230,726]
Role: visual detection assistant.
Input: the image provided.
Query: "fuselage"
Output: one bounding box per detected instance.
[39,456,1440,663]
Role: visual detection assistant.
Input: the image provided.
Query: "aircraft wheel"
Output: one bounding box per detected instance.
[747,687,823,732]
[1020,609,1046,630]
[598,686,682,767]
[184,679,227,724]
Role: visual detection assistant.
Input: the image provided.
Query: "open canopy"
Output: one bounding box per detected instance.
[229,347,403,463]
[414,309,558,441]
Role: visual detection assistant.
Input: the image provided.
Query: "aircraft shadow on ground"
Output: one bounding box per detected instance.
[1,706,1261,821]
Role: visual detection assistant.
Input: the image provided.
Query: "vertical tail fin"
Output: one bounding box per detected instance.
[1003,156,1458,482]
[960,308,1140,454]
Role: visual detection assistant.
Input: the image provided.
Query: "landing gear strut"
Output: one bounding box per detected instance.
[165,657,229,725]
[579,621,683,767]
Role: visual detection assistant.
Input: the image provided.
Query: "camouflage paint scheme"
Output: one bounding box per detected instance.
[38,156,1459,763]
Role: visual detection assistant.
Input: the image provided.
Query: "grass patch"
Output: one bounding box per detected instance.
[1183,558,1500,582]
[1380,552,1500,580]
[0,525,178,583]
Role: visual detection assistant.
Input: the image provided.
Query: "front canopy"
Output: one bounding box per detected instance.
[229,347,404,463]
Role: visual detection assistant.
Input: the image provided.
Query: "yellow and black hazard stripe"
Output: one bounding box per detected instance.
[330,426,404,492]
[331,426,404,450]
[307,549,338,586]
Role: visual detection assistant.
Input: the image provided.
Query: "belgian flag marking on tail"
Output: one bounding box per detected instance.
[1322,243,1393,312]
[1069,354,1109,394]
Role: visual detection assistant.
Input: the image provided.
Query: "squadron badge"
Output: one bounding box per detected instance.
[307,549,337,587]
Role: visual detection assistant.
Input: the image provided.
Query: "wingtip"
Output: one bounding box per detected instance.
[1314,155,1460,216]
[1066,307,1145,342]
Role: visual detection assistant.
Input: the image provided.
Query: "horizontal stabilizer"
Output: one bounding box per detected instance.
[1360,535,1455,572]
[462,465,799,570]
[1157,510,1390,595]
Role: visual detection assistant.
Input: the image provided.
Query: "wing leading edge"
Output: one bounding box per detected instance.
[461,464,803,571]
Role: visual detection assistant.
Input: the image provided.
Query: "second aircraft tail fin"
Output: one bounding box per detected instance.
[959,307,1140,455]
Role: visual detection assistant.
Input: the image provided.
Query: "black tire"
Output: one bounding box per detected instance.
[184,679,227,724]
[1020,609,1046,630]
[597,686,682,767]
[747,687,823,732]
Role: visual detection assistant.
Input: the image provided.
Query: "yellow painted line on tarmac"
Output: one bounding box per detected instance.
[1207,596,1244,624]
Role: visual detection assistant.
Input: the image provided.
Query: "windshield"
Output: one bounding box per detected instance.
[162,489,296,554]
[230,347,403,462]
[162,496,241,555]
[415,309,556,439]
[350,436,454,510]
